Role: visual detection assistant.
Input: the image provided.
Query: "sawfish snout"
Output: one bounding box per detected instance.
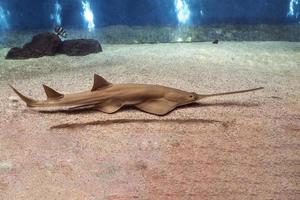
[194,87,264,101]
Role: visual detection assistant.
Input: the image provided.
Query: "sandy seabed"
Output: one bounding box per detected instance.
[0,42,299,199]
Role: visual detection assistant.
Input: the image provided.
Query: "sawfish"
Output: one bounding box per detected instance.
[9,74,263,115]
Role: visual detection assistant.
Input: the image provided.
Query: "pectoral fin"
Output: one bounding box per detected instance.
[95,99,123,114]
[135,99,178,116]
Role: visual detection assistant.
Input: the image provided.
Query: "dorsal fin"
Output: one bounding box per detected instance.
[91,74,111,91]
[43,84,64,100]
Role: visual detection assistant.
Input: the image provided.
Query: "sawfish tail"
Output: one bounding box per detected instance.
[197,87,264,99]
[8,84,37,107]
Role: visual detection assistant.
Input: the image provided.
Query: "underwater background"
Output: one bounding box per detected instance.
[1,1,300,200]
[0,0,300,44]
[1,0,300,28]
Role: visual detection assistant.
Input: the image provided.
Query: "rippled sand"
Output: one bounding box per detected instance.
[0,42,299,199]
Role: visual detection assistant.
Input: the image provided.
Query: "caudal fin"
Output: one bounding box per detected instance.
[8,84,36,107]
[197,87,264,99]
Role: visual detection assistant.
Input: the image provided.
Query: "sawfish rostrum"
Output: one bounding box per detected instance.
[9,74,263,115]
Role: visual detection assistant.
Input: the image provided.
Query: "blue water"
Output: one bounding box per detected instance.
[0,0,299,31]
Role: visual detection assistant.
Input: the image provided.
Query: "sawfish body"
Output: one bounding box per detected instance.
[10,74,263,115]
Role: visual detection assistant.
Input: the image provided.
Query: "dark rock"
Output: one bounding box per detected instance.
[212,39,219,44]
[58,39,102,56]
[5,33,102,59]
[6,47,28,59]
[23,32,61,56]
[6,32,61,59]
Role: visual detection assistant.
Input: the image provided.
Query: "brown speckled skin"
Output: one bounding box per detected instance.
[10,75,262,115]
[11,80,198,115]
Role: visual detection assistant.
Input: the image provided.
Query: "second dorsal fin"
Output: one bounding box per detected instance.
[91,74,111,91]
[43,84,64,100]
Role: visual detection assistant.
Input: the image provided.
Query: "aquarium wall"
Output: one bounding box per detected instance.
[0,0,300,45]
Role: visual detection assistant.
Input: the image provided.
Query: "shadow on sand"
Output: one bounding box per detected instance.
[50,118,223,129]
[49,101,260,129]
[44,101,260,115]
